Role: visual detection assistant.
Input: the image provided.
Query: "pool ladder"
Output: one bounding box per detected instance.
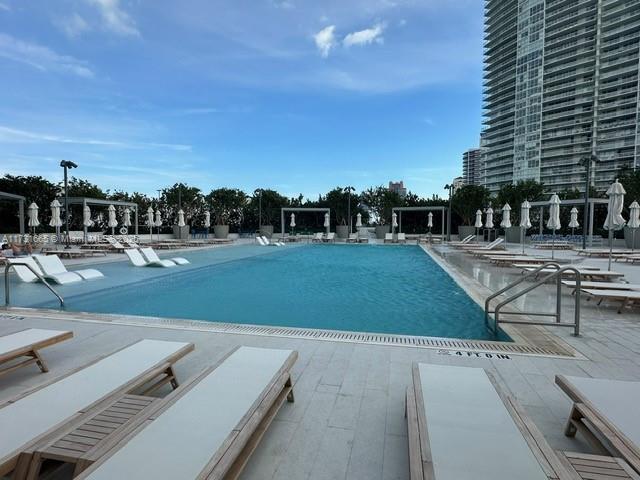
[484,263,581,337]
[4,262,65,308]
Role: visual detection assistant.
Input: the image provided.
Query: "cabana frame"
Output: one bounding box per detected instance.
[66,197,139,236]
[391,206,448,243]
[0,191,26,235]
[529,198,608,247]
[280,207,331,235]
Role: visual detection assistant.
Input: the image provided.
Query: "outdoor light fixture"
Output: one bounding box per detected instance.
[343,186,355,234]
[444,183,454,242]
[579,154,598,250]
[60,160,78,248]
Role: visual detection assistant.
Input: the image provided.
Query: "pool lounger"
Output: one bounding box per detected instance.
[104,236,126,252]
[75,346,298,480]
[34,254,104,282]
[140,247,189,266]
[6,257,43,283]
[406,364,637,480]
[261,236,284,247]
[397,232,407,244]
[384,233,395,243]
[556,374,640,476]
[125,249,175,268]
[0,329,73,378]
[0,339,194,478]
[562,281,640,294]
[581,289,640,313]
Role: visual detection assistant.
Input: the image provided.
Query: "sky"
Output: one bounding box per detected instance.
[0,0,484,200]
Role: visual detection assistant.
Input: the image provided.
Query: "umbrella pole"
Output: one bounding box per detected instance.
[608,229,613,271]
[633,228,636,253]
[551,229,555,260]
[521,227,524,254]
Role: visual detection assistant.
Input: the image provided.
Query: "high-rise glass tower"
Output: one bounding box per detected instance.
[482,0,640,194]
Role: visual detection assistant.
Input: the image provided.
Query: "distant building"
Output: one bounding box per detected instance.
[462,148,484,186]
[388,181,407,198]
[452,177,464,193]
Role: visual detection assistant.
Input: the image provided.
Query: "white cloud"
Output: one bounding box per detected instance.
[343,23,385,47]
[0,125,191,151]
[0,3,10,11]
[55,13,91,38]
[0,33,94,77]
[87,0,140,37]
[313,25,336,58]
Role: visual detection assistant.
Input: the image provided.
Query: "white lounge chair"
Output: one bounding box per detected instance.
[582,289,640,313]
[104,237,126,252]
[397,232,407,244]
[140,247,189,266]
[0,339,194,477]
[0,329,73,378]
[125,249,175,268]
[346,233,358,243]
[261,236,284,247]
[311,232,324,243]
[34,254,103,282]
[407,364,594,480]
[77,346,297,480]
[256,236,267,246]
[325,232,335,243]
[384,233,394,243]
[6,257,42,283]
[123,239,141,249]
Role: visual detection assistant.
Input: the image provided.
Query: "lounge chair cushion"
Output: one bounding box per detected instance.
[125,249,147,267]
[170,257,190,265]
[139,248,177,267]
[6,257,42,283]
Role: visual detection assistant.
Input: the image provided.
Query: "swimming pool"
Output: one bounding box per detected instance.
[17,245,506,341]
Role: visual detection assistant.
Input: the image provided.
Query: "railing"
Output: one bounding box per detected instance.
[485,263,580,337]
[4,262,64,308]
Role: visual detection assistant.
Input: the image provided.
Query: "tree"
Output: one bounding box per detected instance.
[360,186,403,225]
[206,188,247,229]
[322,187,360,225]
[451,185,491,226]
[247,189,289,228]
[495,180,545,223]
[66,177,107,199]
[160,183,204,226]
[0,175,58,232]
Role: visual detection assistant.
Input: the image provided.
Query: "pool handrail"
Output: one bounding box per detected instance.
[4,261,65,308]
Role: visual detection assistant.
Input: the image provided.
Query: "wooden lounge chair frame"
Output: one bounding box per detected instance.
[556,375,640,476]
[2,340,194,478]
[74,346,297,480]
[0,329,73,379]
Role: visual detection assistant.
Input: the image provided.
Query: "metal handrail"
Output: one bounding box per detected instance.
[4,262,64,308]
[485,262,580,337]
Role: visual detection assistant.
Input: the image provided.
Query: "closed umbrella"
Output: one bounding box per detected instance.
[355,213,362,228]
[392,212,398,234]
[568,207,579,238]
[474,209,482,241]
[290,213,296,228]
[427,212,433,230]
[604,179,626,270]
[146,207,154,240]
[28,202,39,239]
[485,207,494,229]
[628,201,640,252]
[324,212,330,233]
[177,209,186,228]
[520,201,532,254]
[155,209,162,242]
[500,204,511,248]
[204,211,211,229]
[122,208,132,227]
[83,205,93,243]
[49,199,63,242]
[107,205,118,235]
[547,194,561,259]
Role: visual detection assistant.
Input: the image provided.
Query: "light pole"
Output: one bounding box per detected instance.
[60,160,77,249]
[579,154,598,249]
[254,188,263,235]
[156,189,162,242]
[444,183,454,241]
[344,186,355,234]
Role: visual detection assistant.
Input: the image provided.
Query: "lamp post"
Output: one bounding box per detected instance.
[59,160,77,249]
[444,183,454,241]
[579,154,598,250]
[254,188,263,235]
[344,186,355,234]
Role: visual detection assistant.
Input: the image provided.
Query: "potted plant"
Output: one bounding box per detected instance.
[451,185,491,240]
[361,186,401,239]
[323,187,358,239]
[250,189,289,237]
[207,188,247,239]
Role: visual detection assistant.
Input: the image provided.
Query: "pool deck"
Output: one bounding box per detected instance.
[2,241,640,479]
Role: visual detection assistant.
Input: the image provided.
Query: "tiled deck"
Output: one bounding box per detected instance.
[2,243,640,479]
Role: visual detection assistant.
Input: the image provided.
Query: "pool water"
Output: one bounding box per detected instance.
[24,245,506,341]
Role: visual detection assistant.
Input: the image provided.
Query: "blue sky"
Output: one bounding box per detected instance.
[0,0,484,199]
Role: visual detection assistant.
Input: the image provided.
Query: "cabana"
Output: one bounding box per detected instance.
[391,206,448,243]
[529,198,608,248]
[280,207,331,237]
[66,197,139,237]
[0,191,26,235]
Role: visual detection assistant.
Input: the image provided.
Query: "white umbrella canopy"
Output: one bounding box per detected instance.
[290,213,296,228]
[603,179,626,231]
[49,199,63,228]
[392,212,398,228]
[177,209,186,227]
[427,212,433,229]
[323,212,330,228]
[107,205,118,228]
[27,202,40,228]
[154,209,162,227]
[122,208,132,227]
[146,207,154,227]
[546,194,561,230]
[355,213,362,227]
[628,201,640,229]
[204,211,211,228]
[83,205,93,227]
[474,210,483,229]
[484,208,494,229]
[500,203,511,229]
[520,201,532,229]
[568,207,580,229]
